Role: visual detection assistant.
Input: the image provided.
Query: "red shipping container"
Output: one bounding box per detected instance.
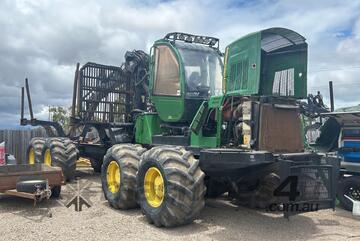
[0,142,5,166]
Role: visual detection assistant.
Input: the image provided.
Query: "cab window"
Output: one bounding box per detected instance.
[153,45,180,96]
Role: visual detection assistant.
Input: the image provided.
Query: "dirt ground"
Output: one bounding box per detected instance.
[1,168,360,241]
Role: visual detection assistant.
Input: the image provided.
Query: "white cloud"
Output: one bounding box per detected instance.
[0,0,360,128]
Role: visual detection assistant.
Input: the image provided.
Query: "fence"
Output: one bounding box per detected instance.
[0,128,47,164]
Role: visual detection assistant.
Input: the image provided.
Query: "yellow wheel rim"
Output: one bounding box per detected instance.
[107,161,121,193]
[28,148,35,165]
[44,149,52,166]
[144,167,165,208]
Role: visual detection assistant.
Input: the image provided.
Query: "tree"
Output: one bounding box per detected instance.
[49,106,70,131]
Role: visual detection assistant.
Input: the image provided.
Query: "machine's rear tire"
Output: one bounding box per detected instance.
[338,176,360,211]
[26,138,46,164]
[205,179,228,198]
[42,138,78,181]
[235,172,280,209]
[90,158,102,173]
[101,144,146,209]
[137,146,206,227]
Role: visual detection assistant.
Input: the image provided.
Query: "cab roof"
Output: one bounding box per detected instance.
[261,28,306,52]
[229,27,307,52]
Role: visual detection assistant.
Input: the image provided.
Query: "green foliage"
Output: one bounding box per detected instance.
[49,106,70,131]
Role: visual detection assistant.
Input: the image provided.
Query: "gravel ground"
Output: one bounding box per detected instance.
[1,168,360,241]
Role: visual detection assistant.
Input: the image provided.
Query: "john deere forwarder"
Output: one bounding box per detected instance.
[21,28,339,227]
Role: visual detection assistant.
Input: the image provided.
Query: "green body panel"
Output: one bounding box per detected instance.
[135,113,163,144]
[189,95,224,148]
[224,28,307,98]
[261,47,307,99]
[151,96,184,122]
[190,101,209,135]
[208,95,224,107]
[190,106,222,148]
[260,45,307,97]
[225,33,261,95]
[149,41,187,123]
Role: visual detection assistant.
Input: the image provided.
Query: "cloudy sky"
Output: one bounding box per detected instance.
[0,0,360,128]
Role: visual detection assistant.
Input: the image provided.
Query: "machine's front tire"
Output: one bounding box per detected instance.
[137,146,206,227]
[26,137,46,164]
[101,144,146,209]
[42,138,78,181]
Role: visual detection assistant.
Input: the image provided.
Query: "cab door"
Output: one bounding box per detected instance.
[150,44,184,122]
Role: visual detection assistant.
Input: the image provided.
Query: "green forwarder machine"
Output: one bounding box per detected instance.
[21,28,339,227]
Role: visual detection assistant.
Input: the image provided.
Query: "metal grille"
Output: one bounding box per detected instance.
[291,165,332,201]
[230,58,249,91]
[261,28,306,52]
[272,68,295,96]
[79,63,132,123]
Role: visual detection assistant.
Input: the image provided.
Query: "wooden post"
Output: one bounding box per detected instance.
[69,63,80,137]
[20,87,24,121]
[329,81,334,112]
[25,78,34,120]
[76,65,81,116]
[71,63,80,118]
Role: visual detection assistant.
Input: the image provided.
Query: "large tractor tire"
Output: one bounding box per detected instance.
[26,137,46,164]
[101,144,146,209]
[90,158,102,173]
[42,138,78,181]
[137,146,206,227]
[234,171,280,209]
[205,178,228,198]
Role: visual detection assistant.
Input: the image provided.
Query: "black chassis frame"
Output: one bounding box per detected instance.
[199,148,340,217]
[21,88,133,164]
[20,115,133,164]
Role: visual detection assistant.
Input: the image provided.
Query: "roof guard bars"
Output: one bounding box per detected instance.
[164,32,220,50]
